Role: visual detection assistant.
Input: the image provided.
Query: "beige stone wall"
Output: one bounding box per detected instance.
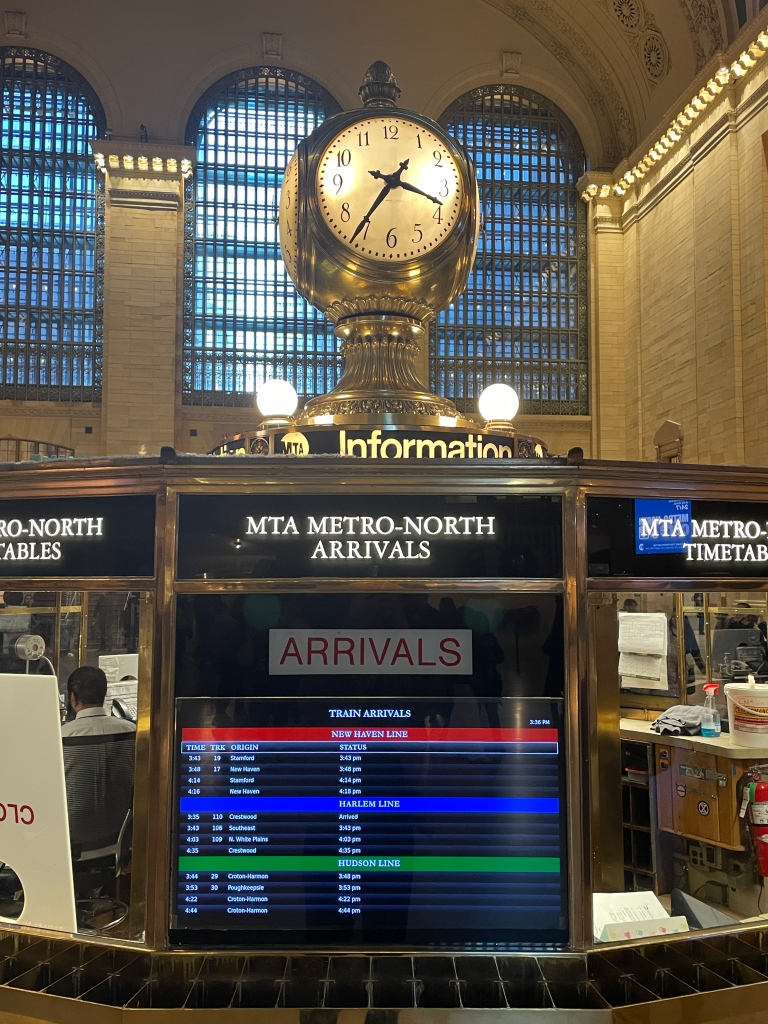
[582,43,768,467]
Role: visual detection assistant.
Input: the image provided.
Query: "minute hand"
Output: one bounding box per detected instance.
[398,180,443,205]
[349,182,391,244]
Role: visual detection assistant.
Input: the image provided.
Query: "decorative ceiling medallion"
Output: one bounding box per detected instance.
[642,32,668,81]
[612,0,641,31]
[601,0,670,85]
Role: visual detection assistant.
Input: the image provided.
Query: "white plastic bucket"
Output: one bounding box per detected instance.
[724,682,768,746]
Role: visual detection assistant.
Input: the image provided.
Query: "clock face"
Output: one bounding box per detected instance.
[316,116,462,262]
[279,151,300,278]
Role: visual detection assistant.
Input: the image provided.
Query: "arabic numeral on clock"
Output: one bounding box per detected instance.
[333,173,343,194]
[433,150,443,167]
[383,124,398,140]
[340,203,350,223]
[386,227,397,248]
[412,223,423,243]
[357,131,369,146]
[284,189,291,207]
[438,178,449,198]
[336,149,351,167]
[432,206,442,224]
[416,133,422,148]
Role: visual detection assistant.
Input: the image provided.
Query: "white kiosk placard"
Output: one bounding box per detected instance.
[0,673,77,932]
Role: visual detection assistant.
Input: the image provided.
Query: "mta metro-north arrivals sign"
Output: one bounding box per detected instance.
[589,496,768,577]
[176,494,563,579]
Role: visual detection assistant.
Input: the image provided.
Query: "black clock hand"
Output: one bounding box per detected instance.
[349,180,391,243]
[370,158,410,189]
[348,160,410,243]
[398,180,442,205]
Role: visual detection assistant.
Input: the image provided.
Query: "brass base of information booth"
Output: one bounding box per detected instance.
[6,928,768,1021]
[7,456,768,1021]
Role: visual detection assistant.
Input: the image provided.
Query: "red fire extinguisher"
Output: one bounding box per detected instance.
[744,770,768,876]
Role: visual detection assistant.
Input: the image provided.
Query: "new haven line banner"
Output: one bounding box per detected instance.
[268,629,473,675]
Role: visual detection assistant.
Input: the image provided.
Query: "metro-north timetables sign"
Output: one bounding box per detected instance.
[0,495,156,577]
[176,493,563,579]
[588,496,768,577]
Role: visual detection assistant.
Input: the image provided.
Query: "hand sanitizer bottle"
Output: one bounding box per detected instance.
[701,683,721,738]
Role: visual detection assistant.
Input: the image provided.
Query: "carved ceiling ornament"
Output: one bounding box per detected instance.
[642,32,669,80]
[481,0,636,162]
[612,0,641,30]
[677,0,725,70]
[598,0,670,86]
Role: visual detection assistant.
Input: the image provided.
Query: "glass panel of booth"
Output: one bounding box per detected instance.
[591,588,768,947]
[0,587,152,941]
[170,590,569,949]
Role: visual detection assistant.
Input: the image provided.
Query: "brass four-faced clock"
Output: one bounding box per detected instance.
[278,63,479,421]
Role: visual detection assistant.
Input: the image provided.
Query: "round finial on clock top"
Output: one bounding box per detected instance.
[358,61,401,108]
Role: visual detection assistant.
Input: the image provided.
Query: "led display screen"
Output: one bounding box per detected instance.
[171,696,568,948]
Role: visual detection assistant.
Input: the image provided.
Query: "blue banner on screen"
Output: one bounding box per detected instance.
[635,499,691,554]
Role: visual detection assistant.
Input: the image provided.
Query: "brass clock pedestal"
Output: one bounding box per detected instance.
[300,315,464,425]
[211,62,548,459]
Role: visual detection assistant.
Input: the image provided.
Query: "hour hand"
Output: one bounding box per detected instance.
[398,180,442,205]
[349,182,391,243]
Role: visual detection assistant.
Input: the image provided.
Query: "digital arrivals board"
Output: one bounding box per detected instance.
[171,698,568,948]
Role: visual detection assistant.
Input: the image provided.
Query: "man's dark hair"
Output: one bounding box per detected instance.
[67,665,108,707]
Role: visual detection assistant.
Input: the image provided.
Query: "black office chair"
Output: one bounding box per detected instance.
[61,730,135,931]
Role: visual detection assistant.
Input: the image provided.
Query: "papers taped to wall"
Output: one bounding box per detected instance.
[618,611,668,690]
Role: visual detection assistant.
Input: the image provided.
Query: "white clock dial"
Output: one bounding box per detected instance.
[278,151,300,277]
[317,116,462,262]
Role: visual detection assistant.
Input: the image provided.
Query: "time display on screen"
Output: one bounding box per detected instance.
[171,698,568,948]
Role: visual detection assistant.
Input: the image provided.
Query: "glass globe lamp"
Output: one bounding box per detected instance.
[478,383,519,431]
[256,379,299,424]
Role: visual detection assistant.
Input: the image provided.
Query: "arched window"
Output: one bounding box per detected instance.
[184,67,342,406]
[431,86,587,415]
[0,48,105,401]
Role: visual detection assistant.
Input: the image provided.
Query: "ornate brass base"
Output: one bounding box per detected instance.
[301,316,459,421]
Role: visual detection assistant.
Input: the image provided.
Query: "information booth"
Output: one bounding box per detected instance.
[4,453,768,1020]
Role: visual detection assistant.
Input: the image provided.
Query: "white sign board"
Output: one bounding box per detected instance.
[269,629,473,675]
[0,673,77,932]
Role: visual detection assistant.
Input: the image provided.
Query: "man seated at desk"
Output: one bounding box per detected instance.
[61,666,136,738]
[61,667,136,901]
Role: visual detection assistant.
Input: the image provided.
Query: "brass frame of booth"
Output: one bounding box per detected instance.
[5,454,768,1021]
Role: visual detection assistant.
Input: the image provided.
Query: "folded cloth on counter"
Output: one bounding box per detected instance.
[650,705,707,735]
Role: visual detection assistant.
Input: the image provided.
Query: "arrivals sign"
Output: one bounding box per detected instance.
[0,495,156,577]
[589,496,768,577]
[176,493,563,579]
[268,629,472,675]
